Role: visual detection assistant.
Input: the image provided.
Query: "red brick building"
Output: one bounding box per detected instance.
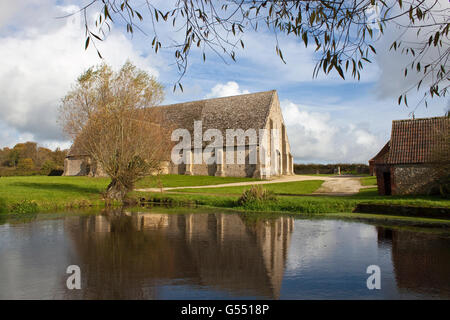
[370,116,449,195]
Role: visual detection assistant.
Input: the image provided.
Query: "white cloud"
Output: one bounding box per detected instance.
[281,100,383,163]
[0,4,161,148]
[372,1,450,101]
[205,81,250,98]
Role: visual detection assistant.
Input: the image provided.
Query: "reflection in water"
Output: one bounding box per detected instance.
[63,210,293,299]
[386,228,450,297]
[1,209,450,299]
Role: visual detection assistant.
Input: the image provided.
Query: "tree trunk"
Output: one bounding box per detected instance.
[106,179,129,202]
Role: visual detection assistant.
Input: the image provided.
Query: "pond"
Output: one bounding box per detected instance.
[1,207,449,299]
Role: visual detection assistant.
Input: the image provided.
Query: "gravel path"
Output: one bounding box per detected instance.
[135,175,364,195]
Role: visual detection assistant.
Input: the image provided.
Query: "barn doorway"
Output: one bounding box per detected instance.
[383,172,391,195]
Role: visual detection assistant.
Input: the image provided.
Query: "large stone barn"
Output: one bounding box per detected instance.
[63,90,294,179]
[370,116,449,195]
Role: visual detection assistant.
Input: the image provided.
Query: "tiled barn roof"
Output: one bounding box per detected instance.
[68,90,275,156]
[159,90,275,142]
[386,116,449,164]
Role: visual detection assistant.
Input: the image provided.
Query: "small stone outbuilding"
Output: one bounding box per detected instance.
[370,116,449,195]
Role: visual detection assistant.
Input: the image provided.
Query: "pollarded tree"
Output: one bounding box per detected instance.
[72,0,448,107]
[59,62,168,201]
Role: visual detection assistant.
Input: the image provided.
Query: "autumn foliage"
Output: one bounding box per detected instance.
[59,62,169,201]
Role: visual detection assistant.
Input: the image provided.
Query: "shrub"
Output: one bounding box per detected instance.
[40,160,57,175]
[10,200,39,214]
[0,167,42,176]
[238,185,277,206]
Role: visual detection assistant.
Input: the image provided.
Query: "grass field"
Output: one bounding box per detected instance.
[172,180,324,195]
[0,175,258,212]
[360,176,377,186]
[1,175,449,216]
[135,174,259,188]
[0,176,110,211]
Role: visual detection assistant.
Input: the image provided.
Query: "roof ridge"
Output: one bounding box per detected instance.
[392,116,449,123]
[158,90,276,108]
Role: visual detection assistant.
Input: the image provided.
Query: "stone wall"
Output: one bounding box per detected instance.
[63,156,107,177]
[166,147,261,178]
[63,156,90,176]
[392,164,438,195]
[262,92,293,177]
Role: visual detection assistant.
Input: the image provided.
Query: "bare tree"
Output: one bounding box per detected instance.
[70,0,448,107]
[59,62,169,201]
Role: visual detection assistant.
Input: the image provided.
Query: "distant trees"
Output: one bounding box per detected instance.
[293,163,370,175]
[0,142,67,176]
[59,62,169,201]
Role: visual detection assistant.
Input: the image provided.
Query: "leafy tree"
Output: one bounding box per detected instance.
[59,62,169,201]
[7,148,20,167]
[40,160,58,175]
[17,158,35,170]
[75,0,448,107]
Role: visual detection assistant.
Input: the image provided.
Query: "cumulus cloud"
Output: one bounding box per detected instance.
[281,100,383,163]
[205,81,250,98]
[0,3,161,148]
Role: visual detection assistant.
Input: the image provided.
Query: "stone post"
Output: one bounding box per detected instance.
[185,149,193,175]
[215,148,225,177]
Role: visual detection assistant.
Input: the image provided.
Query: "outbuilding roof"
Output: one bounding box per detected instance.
[386,116,449,164]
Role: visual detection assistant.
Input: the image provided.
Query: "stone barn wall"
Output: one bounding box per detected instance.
[63,156,90,176]
[167,147,260,178]
[63,156,107,177]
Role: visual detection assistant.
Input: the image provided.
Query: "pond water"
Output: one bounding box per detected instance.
[1,207,449,299]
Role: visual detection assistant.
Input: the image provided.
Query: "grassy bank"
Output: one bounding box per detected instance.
[134,186,450,215]
[0,175,259,213]
[1,175,449,219]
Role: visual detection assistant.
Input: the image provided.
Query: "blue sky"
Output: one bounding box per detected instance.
[0,0,448,163]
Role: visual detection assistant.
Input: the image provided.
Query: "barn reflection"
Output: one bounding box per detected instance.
[377,226,450,298]
[63,210,293,299]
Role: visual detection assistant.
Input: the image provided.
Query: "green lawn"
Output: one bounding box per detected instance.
[0,175,259,212]
[172,180,324,195]
[360,176,377,186]
[135,174,259,188]
[0,176,110,212]
[1,175,449,217]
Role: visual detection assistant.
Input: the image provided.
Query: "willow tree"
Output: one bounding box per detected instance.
[72,0,448,107]
[59,62,167,201]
